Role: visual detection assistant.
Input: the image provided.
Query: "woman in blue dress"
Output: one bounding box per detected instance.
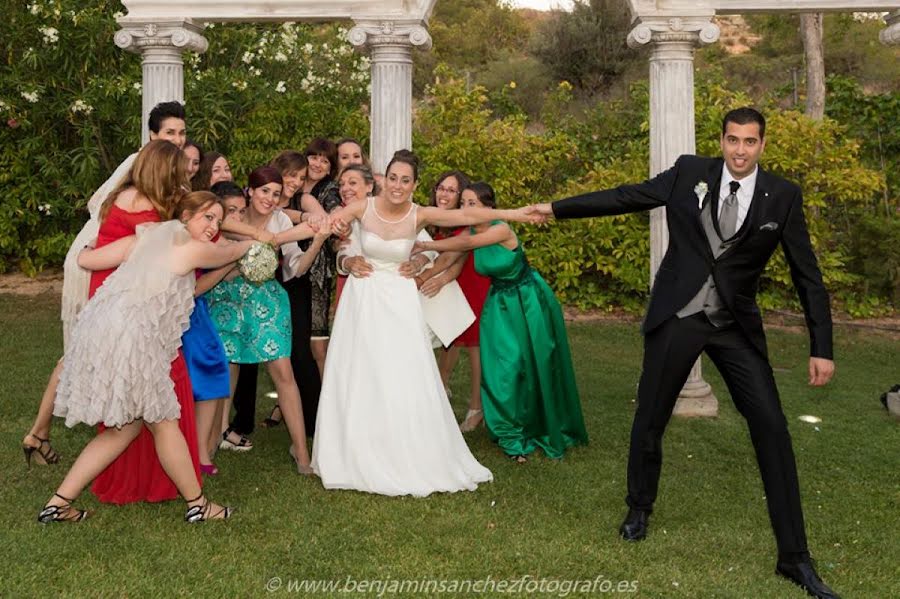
[182,273,232,476]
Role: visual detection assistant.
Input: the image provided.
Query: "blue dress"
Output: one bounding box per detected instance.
[182,294,231,401]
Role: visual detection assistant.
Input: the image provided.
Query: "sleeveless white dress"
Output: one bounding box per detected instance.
[311,198,493,496]
[54,221,196,429]
[60,152,137,349]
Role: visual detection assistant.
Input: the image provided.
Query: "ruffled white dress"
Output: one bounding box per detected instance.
[54,221,195,428]
[311,198,493,496]
[61,152,137,349]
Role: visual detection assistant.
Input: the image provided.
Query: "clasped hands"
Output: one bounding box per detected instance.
[343,253,427,280]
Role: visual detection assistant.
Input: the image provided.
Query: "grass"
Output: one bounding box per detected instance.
[1,291,898,597]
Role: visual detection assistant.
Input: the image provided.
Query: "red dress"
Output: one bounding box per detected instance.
[442,228,491,347]
[88,204,202,504]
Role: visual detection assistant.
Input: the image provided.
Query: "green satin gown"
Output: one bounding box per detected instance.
[474,232,588,459]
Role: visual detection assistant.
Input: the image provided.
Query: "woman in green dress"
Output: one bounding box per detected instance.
[414,182,587,462]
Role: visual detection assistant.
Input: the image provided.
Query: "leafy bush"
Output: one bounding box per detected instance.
[2,4,894,316]
[529,0,644,96]
[0,1,368,274]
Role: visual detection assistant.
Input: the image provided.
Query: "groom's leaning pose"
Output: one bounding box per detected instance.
[533,107,838,599]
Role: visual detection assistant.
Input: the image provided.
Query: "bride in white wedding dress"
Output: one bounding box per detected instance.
[310,151,541,496]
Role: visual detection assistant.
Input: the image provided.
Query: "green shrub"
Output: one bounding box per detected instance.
[0,2,367,274]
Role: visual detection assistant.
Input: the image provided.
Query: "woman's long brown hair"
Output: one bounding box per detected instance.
[100,140,189,221]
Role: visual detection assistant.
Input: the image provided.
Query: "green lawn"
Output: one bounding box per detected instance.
[2,292,897,597]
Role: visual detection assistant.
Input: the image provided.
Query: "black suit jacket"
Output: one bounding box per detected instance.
[552,155,833,360]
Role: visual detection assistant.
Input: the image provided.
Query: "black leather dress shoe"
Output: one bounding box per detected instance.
[618,509,649,541]
[776,560,841,599]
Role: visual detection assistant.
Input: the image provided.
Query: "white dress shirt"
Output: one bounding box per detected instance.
[717,164,758,231]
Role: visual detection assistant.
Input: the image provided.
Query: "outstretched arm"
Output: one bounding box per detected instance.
[418,250,466,283]
[178,239,255,273]
[418,205,541,229]
[417,252,467,298]
[284,226,331,279]
[415,223,513,253]
[272,221,320,245]
[195,257,236,296]
[220,219,276,244]
[77,235,137,270]
[539,157,683,220]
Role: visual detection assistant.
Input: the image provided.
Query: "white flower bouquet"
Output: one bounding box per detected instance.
[239,242,278,284]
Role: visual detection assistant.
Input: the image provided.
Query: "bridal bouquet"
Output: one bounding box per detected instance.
[239,242,278,284]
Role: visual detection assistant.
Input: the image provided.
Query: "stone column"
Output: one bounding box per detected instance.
[881,10,900,45]
[114,19,208,145]
[348,21,432,173]
[628,17,721,417]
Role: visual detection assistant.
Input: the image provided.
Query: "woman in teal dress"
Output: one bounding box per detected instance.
[414,182,587,462]
[207,166,330,474]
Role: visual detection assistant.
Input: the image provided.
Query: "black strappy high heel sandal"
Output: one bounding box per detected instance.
[38,493,89,523]
[219,428,253,452]
[23,434,60,467]
[184,494,233,523]
[260,405,282,428]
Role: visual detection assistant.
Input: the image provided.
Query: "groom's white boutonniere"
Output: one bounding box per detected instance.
[694,181,709,209]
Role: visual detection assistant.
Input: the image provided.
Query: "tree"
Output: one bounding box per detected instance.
[413,0,528,91]
[529,0,640,95]
[800,13,826,119]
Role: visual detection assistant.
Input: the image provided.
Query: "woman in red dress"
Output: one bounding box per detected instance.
[87,141,203,504]
[418,171,491,432]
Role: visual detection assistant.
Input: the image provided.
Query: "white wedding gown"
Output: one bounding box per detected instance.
[311,198,493,496]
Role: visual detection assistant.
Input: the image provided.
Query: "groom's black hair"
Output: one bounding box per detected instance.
[722,107,766,139]
[148,101,186,134]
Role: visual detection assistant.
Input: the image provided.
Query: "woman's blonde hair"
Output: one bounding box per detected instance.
[100,140,189,221]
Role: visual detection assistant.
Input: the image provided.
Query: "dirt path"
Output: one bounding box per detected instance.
[0,270,63,296]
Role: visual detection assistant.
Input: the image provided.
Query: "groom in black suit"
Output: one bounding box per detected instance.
[533,108,838,599]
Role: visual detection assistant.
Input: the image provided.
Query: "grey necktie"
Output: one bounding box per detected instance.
[719,180,740,239]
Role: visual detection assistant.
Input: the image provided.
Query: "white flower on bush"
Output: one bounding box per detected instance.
[112,11,124,20]
[28,3,40,16]
[133,82,142,92]
[274,51,287,62]
[0,100,8,113]
[40,26,59,44]
[70,99,93,115]
[231,80,248,91]
[303,43,314,54]
[21,90,39,103]
[241,51,254,64]
[275,81,287,93]
[251,67,262,77]
[37,203,52,214]
[853,12,887,21]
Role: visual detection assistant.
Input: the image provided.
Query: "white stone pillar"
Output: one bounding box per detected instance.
[348,21,432,173]
[114,19,208,145]
[628,17,721,418]
[881,10,900,45]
